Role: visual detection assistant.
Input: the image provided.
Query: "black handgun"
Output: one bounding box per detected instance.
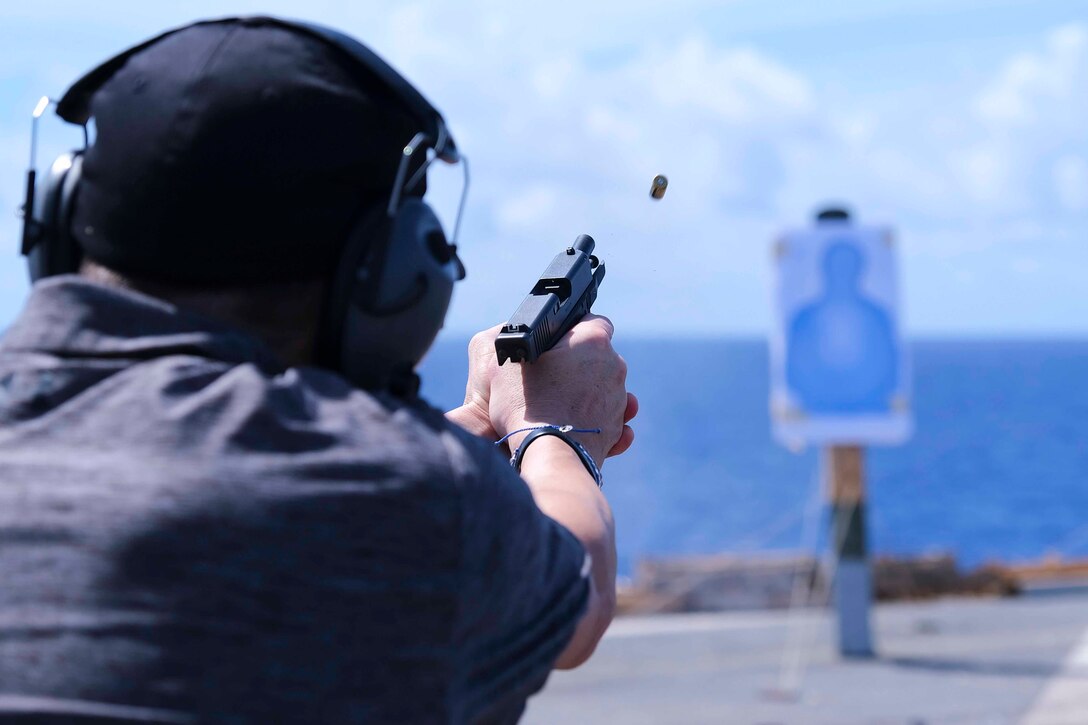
[495,234,605,365]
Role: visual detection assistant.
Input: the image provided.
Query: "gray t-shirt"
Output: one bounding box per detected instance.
[0,277,589,724]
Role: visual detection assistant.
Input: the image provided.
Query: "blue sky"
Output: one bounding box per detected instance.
[1,1,1085,338]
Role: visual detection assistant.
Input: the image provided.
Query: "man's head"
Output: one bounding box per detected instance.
[23,16,467,390]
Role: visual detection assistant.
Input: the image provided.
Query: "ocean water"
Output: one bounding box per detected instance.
[419,338,1088,577]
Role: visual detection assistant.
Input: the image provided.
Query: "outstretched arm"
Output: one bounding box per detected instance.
[447,315,637,668]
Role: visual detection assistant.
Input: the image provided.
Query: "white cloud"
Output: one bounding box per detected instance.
[976,53,1046,124]
[496,185,560,230]
[954,23,1087,227]
[1053,155,1088,211]
[1011,256,1041,275]
[976,24,1085,126]
[532,58,577,101]
[954,145,1013,206]
[641,39,812,123]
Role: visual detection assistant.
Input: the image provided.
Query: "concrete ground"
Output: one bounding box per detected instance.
[524,590,1088,725]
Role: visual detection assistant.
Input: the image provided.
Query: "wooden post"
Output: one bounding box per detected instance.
[827,445,875,657]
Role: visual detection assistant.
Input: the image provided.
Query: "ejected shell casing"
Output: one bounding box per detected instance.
[650,174,668,199]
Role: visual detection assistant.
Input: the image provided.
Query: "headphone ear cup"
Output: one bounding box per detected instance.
[317,199,462,391]
[364,199,457,313]
[26,152,84,282]
[315,205,387,370]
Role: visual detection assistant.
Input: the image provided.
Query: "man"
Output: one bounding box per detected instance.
[0,17,635,724]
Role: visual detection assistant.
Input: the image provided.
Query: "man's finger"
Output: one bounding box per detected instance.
[623,392,639,423]
[580,313,615,340]
[607,425,635,458]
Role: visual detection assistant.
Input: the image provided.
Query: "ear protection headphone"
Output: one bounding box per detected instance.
[19,16,468,394]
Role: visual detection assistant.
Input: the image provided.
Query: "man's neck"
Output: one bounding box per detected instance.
[79,259,325,367]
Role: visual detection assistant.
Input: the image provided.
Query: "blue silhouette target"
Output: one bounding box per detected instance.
[770,224,911,447]
[786,243,897,412]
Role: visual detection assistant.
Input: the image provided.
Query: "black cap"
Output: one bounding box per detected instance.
[68,19,426,284]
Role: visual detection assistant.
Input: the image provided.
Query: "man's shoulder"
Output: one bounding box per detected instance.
[174,360,471,483]
[0,345,460,488]
[167,360,530,511]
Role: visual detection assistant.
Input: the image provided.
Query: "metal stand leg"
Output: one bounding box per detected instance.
[828,447,875,658]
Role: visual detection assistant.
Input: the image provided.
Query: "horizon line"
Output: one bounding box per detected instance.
[438,329,1088,342]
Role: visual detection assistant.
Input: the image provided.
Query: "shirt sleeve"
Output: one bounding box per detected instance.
[448,431,591,724]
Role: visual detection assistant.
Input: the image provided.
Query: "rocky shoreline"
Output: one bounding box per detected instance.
[616,552,1088,615]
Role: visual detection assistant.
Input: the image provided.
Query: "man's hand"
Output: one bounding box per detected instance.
[452,315,637,466]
